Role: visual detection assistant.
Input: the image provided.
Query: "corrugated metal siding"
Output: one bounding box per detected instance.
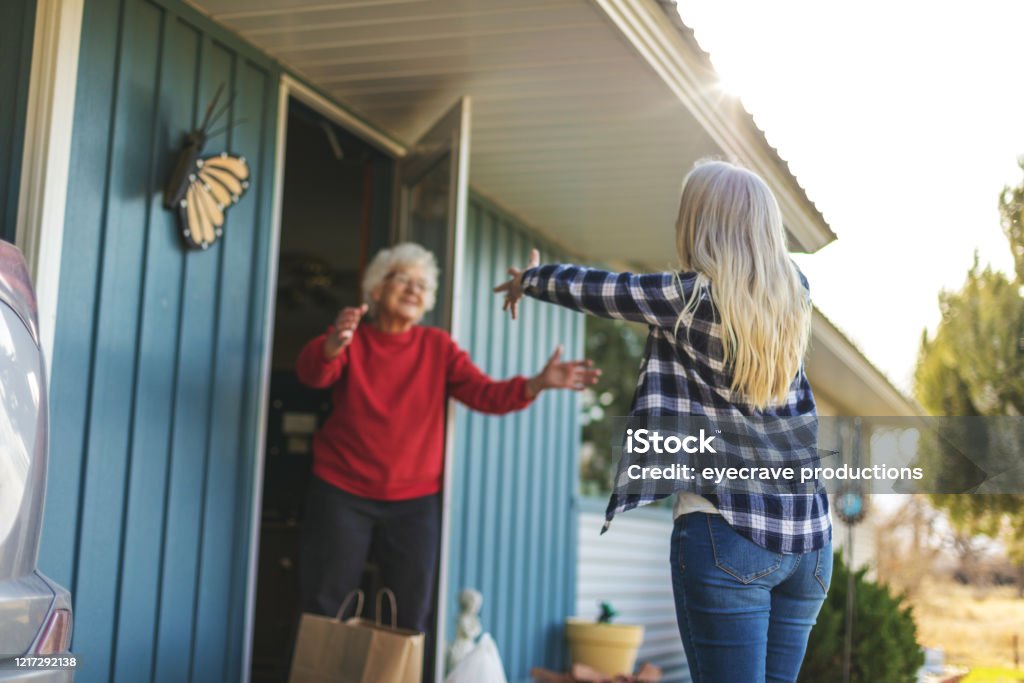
[38,0,279,681]
[0,0,37,243]
[447,194,584,678]
[577,503,691,683]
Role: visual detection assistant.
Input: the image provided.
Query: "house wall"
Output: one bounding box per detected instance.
[0,0,37,243]
[447,194,584,678]
[37,1,280,681]
[34,1,587,681]
[577,501,691,683]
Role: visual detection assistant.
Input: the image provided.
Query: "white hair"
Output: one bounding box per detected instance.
[361,242,440,314]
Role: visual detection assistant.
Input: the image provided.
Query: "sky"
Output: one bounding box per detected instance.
[674,0,1024,394]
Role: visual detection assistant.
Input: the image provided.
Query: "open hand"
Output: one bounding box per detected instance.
[526,344,601,398]
[493,248,540,320]
[324,304,368,359]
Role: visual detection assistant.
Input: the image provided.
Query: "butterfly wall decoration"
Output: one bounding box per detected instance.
[163,83,250,250]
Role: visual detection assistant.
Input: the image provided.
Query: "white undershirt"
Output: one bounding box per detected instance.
[673,492,720,518]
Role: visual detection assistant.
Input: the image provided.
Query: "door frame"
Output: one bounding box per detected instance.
[242,74,413,679]
[393,97,472,683]
[13,0,84,379]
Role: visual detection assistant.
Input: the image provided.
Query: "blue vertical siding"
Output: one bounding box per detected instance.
[0,0,37,243]
[39,1,279,682]
[447,195,584,678]
[577,503,691,683]
[36,1,587,680]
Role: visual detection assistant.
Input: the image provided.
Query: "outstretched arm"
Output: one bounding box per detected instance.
[494,248,540,320]
[448,343,600,413]
[494,249,692,328]
[524,344,601,398]
[295,304,368,388]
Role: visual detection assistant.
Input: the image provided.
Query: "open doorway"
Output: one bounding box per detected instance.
[250,90,471,683]
[250,96,393,682]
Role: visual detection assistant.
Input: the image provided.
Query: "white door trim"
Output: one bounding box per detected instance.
[281,75,406,158]
[15,0,85,376]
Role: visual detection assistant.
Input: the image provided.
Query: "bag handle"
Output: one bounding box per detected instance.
[334,589,365,621]
[375,588,398,628]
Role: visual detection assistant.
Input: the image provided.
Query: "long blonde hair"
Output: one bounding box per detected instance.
[675,160,811,408]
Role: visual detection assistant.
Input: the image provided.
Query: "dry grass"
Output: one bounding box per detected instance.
[962,669,1024,683]
[907,576,1024,669]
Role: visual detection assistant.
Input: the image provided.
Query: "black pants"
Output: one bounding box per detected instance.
[299,476,441,674]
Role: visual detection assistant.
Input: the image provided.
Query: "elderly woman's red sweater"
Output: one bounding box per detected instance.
[296,323,533,500]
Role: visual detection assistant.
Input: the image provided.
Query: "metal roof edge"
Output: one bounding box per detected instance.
[592,0,837,253]
[811,306,923,417]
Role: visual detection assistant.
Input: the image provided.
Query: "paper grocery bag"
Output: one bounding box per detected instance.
[289,589,424,683]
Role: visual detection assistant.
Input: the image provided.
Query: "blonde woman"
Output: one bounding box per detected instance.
[496,160,831,683]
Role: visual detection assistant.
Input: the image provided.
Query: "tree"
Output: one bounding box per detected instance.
[913,159,1024,586]
[1001,160,1024,284]
[799,552,923,683]
[579,316,646,496]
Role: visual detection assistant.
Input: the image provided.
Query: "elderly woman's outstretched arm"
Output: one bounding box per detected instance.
[296,304,368,388]
[447,342,600,414]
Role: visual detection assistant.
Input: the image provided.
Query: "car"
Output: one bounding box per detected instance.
[0,241,74,681]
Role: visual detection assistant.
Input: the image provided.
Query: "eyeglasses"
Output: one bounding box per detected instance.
[387,271,429,292]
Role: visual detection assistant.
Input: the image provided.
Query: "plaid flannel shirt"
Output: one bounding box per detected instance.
[521,264,831,554]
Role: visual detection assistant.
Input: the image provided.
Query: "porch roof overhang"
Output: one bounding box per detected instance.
[806,308,921,417]
[191,0,835,267]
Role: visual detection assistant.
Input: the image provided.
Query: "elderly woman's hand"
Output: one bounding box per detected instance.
[493,248,540,320]
[324,304,368,359]
[525,345,601,398]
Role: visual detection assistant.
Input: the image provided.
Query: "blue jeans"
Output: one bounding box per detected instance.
[670,513,832,683]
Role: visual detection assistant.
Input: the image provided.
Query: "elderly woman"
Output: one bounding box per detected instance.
[295,242,599,637]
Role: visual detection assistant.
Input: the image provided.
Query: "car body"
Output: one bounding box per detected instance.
[0,241,74,682]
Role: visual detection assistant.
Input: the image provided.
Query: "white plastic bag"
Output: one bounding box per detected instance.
[444,633,508,683]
